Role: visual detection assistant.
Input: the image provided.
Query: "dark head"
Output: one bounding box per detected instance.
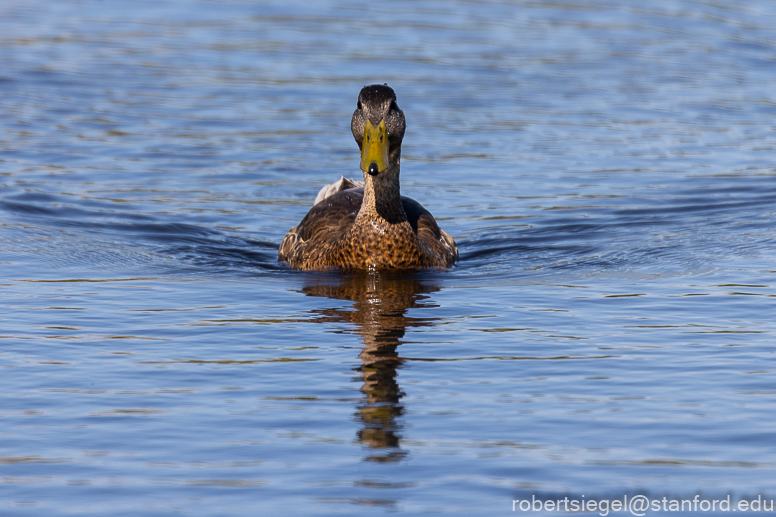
[351,84,406,177]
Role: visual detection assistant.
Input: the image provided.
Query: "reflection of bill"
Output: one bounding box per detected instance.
[300,271,441,462]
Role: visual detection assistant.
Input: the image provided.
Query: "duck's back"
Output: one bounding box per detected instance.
[278,188,457,270]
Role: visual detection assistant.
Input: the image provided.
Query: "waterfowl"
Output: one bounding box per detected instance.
[278,84,458,270]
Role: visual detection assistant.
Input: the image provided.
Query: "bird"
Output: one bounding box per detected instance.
[278,84,458,271]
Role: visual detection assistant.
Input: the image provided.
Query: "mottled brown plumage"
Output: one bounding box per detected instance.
[278,84,458,270]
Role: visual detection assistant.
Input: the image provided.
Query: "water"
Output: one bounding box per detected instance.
[2,0,776,514]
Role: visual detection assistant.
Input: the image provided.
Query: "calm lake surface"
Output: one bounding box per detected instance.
[2,0,776,515]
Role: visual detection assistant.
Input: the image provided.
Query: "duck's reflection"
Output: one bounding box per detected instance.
[300,272,440,462]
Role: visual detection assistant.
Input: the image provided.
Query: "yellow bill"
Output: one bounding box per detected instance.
[360,119,389,175]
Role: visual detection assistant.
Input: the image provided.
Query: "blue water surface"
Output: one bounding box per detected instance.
[2,0,776,515]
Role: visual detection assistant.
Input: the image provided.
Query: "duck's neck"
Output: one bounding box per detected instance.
[357,157,407,225]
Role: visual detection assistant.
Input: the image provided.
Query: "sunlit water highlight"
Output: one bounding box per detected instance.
[2,0,776,515]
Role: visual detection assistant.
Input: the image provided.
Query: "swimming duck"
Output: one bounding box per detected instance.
[278,84,458,270]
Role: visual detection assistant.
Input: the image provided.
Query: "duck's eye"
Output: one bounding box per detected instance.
[390,100,398,111]
[357,101,363,110]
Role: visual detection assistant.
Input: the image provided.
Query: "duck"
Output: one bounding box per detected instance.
[278,84,458,271]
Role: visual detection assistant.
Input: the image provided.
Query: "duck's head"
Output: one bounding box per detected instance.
[351,84,406,177]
